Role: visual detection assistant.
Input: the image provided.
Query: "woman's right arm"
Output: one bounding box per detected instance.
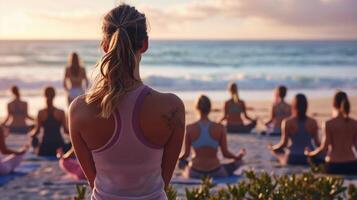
[69,99,97,188]
[219,102,228,123]
[63,68,69,91]
[161,95,185,188]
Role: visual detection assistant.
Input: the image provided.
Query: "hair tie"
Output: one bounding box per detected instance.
[116,24,125,30]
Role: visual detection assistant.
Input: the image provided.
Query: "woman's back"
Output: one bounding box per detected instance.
[288,119,314,155]
[326,116,357,162]
[70,84,184,199]
[188,120,221,171]
[91,85,165,198]
[225,99,244,124]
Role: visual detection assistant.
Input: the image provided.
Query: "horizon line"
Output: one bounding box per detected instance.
[1,38,357,42]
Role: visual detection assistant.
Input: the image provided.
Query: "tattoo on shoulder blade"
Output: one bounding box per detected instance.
[162,107,185,132]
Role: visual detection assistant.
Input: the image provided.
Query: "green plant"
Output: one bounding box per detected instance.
[348,184,357,200]
[173,170,355,200]
[166,185,178,200]
[73,184,87,200]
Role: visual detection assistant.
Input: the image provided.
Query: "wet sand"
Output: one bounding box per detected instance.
[0,96,356,199]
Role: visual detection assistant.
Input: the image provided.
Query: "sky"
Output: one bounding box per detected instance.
[0,0,356,40]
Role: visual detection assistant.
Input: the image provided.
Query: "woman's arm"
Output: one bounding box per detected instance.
[219,102,228,123]
[265,105,275,126]
[179,127,191,160]
[63,68,69,91]
[82,68,89,89]
[25,103,34,121]
[1,105,11,126]
[271,119,289,150]
[161,96,185,188]
[61,111,69,135]
[242,101,254,122]
[69,101,96,188]
[311,120,321,147]
[307,122,330,157]
[0,127,23,154]
[220,126,243,160]
[30,112,42,137]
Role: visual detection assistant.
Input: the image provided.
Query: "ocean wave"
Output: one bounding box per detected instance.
[0,75,356,94]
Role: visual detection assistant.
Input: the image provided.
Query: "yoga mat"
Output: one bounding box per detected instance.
[171,175,241,185]
[0,162,40,186]
[43,174,87,186]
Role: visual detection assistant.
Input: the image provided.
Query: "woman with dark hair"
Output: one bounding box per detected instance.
[2,86,34,134]
[0,126,28,175]
[268,94,321,165]
[63,52,89,105]
[30,87,70,156]
[179,95,245,179]
[306,91,357,174]
[69,4,185,199]
[220,83,257,134]
[265,85,291,136]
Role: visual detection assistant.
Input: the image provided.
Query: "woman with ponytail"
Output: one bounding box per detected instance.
[220,83,257,134]
[69,4,185,199]
[30,87,70,156]
[306,91,357,174]
[269,94,321,165]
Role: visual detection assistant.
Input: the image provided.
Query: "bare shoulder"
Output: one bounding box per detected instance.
[69,95,98,123]
[211,121,225,131]
[146,88,185,113]
[307,117,318,126]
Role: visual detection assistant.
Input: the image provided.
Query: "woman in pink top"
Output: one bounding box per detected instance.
[69,4,185,200]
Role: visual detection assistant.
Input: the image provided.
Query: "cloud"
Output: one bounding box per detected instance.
[140,0,357,31]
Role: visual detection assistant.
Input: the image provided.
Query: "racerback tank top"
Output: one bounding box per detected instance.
[91,85,167,200]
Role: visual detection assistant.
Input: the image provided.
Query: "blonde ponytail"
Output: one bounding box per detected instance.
[86,4,147,118]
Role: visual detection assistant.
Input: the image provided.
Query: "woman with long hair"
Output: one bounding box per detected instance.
[69,4,185,199]
[268,94,321,165]
[63,52,89,105]
[30,87,70,156]
[179,95,245,179]
[2,86,34,134]
[306,91,357,174]
[265,85,291,136]
[220,83,257,133]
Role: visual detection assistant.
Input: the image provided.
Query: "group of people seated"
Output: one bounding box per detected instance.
[185,83,357,177]
[1,82,357,180]
[0,52,89,179]
[0,5,356,200]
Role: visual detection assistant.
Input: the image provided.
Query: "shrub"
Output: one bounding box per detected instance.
[169,170,356,200]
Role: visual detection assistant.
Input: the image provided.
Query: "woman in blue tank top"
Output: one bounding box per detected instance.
[268,94,322,165]
[179,95,246,178]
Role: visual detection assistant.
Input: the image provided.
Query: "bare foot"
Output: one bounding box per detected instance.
[17,144,30,155]
[56,148,64,159]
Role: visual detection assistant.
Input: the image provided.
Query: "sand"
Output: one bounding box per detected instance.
[0,96,356,199]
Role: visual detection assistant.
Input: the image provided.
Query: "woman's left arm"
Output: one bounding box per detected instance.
[242,101,254,122]
[69,99,96,188]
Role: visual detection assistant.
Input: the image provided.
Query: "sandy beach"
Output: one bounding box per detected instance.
[0,94,356,199]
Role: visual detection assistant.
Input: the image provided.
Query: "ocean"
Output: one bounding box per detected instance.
[0,40,357,101]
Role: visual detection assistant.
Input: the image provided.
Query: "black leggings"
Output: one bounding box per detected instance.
[179,159,242,179]
[227,121,257,134]
[325,161,357,175]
